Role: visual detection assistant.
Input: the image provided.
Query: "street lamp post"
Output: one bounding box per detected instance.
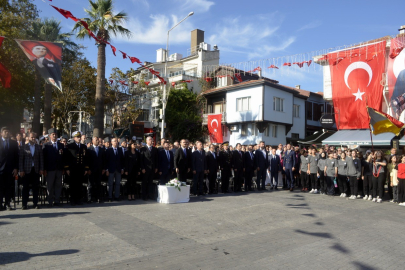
[161,11,194,139]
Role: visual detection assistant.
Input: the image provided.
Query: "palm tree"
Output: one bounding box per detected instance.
[72,0,131,137]
[27,18,78,133]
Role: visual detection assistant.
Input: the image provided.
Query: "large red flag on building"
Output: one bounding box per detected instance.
[387,36,405,119]
[15,40,63,91]
[328,41,386,129]
[207,114,223,143]
[0,36,11,88]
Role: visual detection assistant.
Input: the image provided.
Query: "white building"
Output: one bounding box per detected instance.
[202,77,331,146]
[130,29,220,137]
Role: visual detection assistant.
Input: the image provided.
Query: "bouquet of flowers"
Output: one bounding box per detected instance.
[166,178,186,191]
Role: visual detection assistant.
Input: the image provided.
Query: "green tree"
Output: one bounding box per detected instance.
[106,67,159,134]
[26,18,79,133]
[0,0,38,132]
[165,84,207,142]
[52,50,97,135]
[72,0,131,137]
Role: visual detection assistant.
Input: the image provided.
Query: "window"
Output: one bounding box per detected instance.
[306,101,313,120]
[291,133,300,139]
[273,97,284,112]
[293,104,300,118]
[152,108,160,120]
[236,97,251,112]
[265,123,270,137]
[313,103,322,121]
[135,109,149,121]
[241,124,248,136]
[272,125,277,138]
[251,123,256,136]
[213,102,223,113]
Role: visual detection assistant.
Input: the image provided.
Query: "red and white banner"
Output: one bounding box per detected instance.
[388,36,405,119]
[0,36,11,88]
[207,114,223,143]
[328,41,386,129]
[15,39,63,91]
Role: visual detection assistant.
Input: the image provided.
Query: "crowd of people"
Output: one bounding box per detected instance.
[1,125,405,211]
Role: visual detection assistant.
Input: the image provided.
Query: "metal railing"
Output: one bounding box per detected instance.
[202,112,226,124]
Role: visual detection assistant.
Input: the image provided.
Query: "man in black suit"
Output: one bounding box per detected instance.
[255,141,269,191]
[64,131,90,206]
[192,141,207,196]
[206,144,219,194]
[219,142,232,193]
[43,128,65,206]
[31,45,62,90]
[87,136,105,203]
[104,137,124,201]
[120,137,128,156]
[268,148,281,190]
[0,127,19,210]
[244,145,255,192]
[16,133,24,149]
[174,139,191,182]
[140,136,159,200]
[19,132,44,209]
[232,143,245,192]
[158,141,174,185]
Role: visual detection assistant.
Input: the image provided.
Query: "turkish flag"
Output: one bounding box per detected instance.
[388,36,405,119]
[0,36,11,88]
[328,41,386,129]
[207,114,223,143]
[51,5,80,22]
[0,62,11,88]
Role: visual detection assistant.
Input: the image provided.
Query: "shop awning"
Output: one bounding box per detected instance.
[322,129,394,146]
[297,129,335,145]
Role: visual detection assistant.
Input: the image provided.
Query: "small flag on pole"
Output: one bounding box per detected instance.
[367,107,405,135]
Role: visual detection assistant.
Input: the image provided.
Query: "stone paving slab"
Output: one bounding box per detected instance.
[1,189,404,270]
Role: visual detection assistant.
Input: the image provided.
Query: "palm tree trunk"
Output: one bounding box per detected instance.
[32,69,42,134]
[93,43,106,137]
[43,83,52,133]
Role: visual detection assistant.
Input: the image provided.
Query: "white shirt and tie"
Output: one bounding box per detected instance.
[2,137,9,150]
[165,149,170,168]
[29,143,35,167]
[51,140,58,151]
[182,147,187,157]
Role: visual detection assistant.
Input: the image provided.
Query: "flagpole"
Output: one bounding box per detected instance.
[365,100,375,153]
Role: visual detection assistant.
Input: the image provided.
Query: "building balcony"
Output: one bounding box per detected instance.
[202,112,226,125]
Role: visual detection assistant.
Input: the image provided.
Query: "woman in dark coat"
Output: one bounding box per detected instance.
[125,142,140,200]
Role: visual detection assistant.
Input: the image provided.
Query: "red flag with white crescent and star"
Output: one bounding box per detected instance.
[387,36,405,119]
[207,114,223,143]
[0,36,12,88]
[328,41,386,129]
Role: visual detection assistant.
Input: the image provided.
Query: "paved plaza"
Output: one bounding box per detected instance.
[1,189,404,270]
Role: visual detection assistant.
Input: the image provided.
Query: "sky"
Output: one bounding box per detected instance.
[36,0,405,92]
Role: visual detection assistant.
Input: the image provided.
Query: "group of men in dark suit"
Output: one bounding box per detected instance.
[0,127,19,210]
[1,124,295,210]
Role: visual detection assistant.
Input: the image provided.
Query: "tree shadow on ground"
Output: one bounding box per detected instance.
[0,212,90,219]
[295,229,334,239]
[351,261,377,270]
[0,249,79,265]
